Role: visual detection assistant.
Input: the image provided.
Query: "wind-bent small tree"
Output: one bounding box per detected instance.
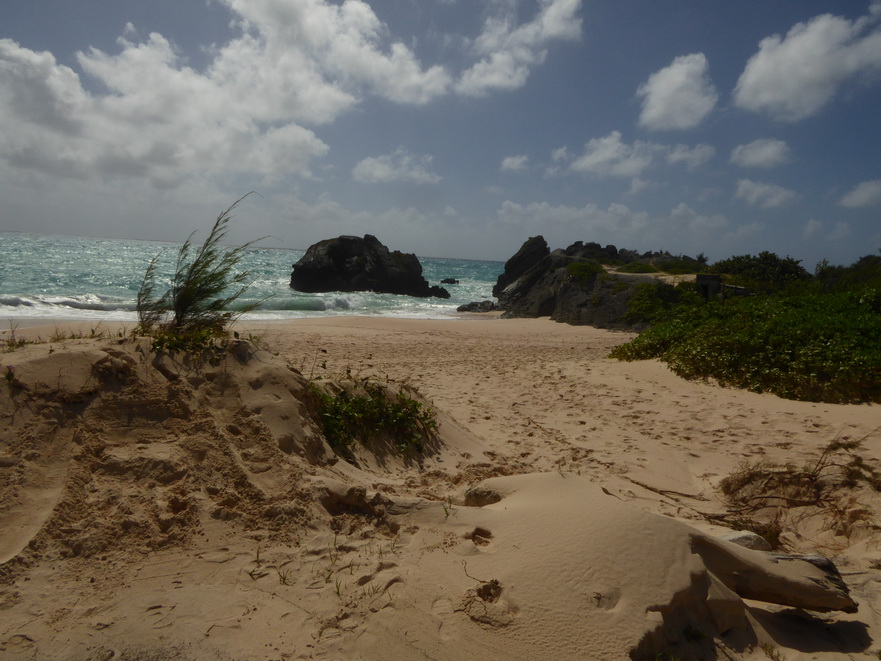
[137,194,264,337]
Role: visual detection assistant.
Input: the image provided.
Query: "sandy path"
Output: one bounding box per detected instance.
[252,316,879,530]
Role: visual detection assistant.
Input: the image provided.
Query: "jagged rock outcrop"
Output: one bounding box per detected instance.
[291,235,450,299]
[492,236,551,298]
[493,238,643,328]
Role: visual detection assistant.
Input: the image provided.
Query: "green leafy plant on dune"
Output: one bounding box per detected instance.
[612,291,881,403]
[310,379,438,455]
[136,194,264,350]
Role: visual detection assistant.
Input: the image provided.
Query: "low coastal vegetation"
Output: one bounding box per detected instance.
[310,378,438,455]
[612,251,881,404]
[136,194,264,352]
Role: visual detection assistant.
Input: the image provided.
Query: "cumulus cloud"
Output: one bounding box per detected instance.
[496,199,728,253]
[0,36,333,188]
[734,179,799,208]
[221,0,452,106]
[0,1,586,193]
[570,131,657,177]
[734,7,881,121]
[551,146,569,162]
[456,0,582,96]
[626,178,657,197]
[730,138,791,168]
[840,179,881,207]
[803,219,822,238]
[666,143,715,170]
[637,53,718,130]
[501,154,529,171]
[567,132,713,178]
[352,148,441,184]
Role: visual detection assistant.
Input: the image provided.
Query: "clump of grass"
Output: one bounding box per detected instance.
[1,323,39,353]
[136,194,265,350]
[311,378,438,455]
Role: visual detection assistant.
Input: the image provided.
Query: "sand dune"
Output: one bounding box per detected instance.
[1,317,879,660]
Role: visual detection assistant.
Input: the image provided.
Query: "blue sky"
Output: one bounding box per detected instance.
[1,1,880,266]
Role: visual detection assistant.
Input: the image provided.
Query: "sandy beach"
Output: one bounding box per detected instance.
[1,316,880,660]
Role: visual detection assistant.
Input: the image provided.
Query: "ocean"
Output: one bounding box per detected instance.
[0,232,503,324]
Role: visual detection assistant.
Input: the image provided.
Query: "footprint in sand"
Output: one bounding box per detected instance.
[465,527,493,547]
[431,598,458,640]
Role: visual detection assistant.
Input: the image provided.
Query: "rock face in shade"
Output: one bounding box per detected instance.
[491,235,551,299]
[492,236,639,328]
[290,235,450,299]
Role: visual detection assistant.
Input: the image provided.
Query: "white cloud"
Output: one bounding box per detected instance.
[501,154,529,171]
[626,178,656,197]
[456,0,582,96]
[0,1,585,195]
[803,219,822,239]
[734,179,798,208]
[637,53,718,130]
[496,199,728,246]
[570,131,656,177]
[352,148,441,184]
[667,143,715,170]
[551,146,569,162]
[493,198,743,259]
[730,138,791,168]
[0,36,332,188]
[840,179,881,207]
[734,8,881,121]
[567,132,712,178]
[222,0,451,105]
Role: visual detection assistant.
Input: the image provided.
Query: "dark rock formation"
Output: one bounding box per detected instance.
[493,238,653,329]
[291,235,450,299]
[441,278,459,285]
[492,236,550,298]
[457,300,497,313]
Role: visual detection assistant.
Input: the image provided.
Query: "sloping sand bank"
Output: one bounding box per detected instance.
[1,317,879,660]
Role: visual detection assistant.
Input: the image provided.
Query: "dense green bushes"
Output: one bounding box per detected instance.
[612,290,881,403]
[815,254,881,294]
[708,251,811,293]
[623,281,702,325]
[612,250,881,403]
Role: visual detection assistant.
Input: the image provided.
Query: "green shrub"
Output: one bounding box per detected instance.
[136,194,264,344]
[311,380,438,454]
[816,254,881,294]
[623,281,701,325]
[708,251,810,293]
[612,292,881,403]
[661,258,706,275]
[566,260,605,286]
[617,262,659,274]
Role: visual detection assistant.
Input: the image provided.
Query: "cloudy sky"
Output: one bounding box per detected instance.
[2,0,880,265]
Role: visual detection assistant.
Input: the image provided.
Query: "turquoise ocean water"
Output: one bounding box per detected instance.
[0,232,502,323]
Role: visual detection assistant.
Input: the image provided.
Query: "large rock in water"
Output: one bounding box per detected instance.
[291,235,450,298]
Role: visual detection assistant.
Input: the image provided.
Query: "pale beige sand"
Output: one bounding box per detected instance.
[1,316,879,660]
